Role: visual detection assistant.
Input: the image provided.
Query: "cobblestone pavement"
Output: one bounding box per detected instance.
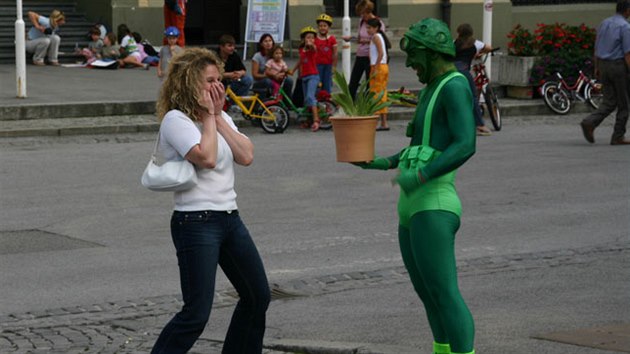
[1,242,627,353]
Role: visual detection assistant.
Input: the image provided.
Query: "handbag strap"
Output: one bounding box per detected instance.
[421,71,464,146]
[150,131,161,163]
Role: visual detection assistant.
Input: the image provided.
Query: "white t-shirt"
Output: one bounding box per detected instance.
[474,40,485,53]
[369,33,387,65]
[159,109,242,212]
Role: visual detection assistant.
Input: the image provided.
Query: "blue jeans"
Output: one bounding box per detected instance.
[317,64,333,94]
[455,61,484,127]
[302,74,320,107]
[151,210,270,354]
[142,55,160,65]
[229,75,254,96]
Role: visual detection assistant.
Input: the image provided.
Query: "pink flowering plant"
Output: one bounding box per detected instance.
[505,22,596,86]
[506,24,535,56]
[528,23,596,85]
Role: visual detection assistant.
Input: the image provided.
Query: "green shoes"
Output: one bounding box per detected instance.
[433,342,451,354]
[433,342,475,354]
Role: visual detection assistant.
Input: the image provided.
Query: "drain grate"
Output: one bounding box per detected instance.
[0,229,103,255]
[533,323,630,352]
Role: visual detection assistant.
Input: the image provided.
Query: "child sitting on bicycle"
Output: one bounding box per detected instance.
[265,45,289,96]
[289,26,321,132]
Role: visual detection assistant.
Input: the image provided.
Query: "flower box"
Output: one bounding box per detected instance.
[498,55,537,87]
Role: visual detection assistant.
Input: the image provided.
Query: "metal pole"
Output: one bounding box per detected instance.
[16,0,27,98]
[441,0,451,28]
[482,0,493,80]
[342,0,351,81]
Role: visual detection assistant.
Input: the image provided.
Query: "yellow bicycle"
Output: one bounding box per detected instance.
[224,86,289,134]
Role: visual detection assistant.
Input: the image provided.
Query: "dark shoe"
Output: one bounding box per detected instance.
[610,137,630,145]
[376,126,390,131]
[580,121,595,143]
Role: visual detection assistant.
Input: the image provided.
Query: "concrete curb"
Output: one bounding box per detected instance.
[500,99,594,116]
[0,123,159,138]
[0,101,156,121]
[0,100,596,138]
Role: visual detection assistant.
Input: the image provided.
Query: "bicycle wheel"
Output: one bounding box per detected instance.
[260,105,289,134]
[318,100,337,130]
[483,86,502,131]
[584,82,603,110]
[542,81,571,115]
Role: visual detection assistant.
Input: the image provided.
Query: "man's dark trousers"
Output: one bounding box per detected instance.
[583,59,629,141]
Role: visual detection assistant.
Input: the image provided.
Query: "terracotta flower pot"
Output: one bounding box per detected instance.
[330,115,379,162]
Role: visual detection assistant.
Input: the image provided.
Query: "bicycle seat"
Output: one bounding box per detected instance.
[252,86,272,99]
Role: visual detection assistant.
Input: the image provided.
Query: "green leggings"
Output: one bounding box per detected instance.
[398,210,475,353]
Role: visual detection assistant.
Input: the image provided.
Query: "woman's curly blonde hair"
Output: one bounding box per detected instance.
[156,47,225,121]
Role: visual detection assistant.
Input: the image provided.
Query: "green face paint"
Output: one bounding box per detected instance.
[405,47,431,84]
[401,38,431,83]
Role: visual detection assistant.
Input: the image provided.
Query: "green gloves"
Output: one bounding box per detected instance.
[352,156,391,170]
[396,168,425,194]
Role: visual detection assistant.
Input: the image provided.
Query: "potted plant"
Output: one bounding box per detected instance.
[498,24,538,98]
[329,71,391,162]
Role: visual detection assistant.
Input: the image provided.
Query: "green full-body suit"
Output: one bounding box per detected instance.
[356,18,476,354]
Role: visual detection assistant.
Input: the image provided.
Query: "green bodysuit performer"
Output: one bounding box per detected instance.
[355,18,476,354]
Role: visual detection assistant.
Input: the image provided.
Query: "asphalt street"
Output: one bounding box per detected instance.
[1,113,629,353]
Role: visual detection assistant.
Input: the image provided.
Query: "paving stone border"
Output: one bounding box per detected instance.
[1,242,627,353]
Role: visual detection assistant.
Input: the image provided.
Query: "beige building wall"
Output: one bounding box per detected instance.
[69,0,616,50]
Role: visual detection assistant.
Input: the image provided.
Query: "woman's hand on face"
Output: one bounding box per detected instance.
[200,81,225,117]
[209,81,225,116]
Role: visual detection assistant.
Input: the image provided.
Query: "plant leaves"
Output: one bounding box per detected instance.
[331,71,389,116]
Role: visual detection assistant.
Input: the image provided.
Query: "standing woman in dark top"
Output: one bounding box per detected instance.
[454,23,493,136]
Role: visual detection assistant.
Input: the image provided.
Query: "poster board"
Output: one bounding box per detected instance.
[243,0,287,58]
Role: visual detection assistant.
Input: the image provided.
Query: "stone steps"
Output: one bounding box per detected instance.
[0,1,94,64]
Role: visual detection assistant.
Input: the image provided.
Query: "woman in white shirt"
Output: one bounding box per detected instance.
[151,47,270,354]
[367,17,390,131]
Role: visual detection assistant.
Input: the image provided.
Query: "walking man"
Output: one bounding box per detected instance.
[581,0,630,145]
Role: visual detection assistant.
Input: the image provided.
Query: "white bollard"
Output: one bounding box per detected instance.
[342,0,351,81]
[16,0,27,98]
[483,0,493,81]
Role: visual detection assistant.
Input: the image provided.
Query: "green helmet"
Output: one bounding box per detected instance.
[400,18,455,57]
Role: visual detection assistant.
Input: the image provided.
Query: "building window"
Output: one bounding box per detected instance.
[512,0,614,6]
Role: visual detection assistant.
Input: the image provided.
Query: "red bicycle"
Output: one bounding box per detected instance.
[472,47,502,131]
[540,70,602,115]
